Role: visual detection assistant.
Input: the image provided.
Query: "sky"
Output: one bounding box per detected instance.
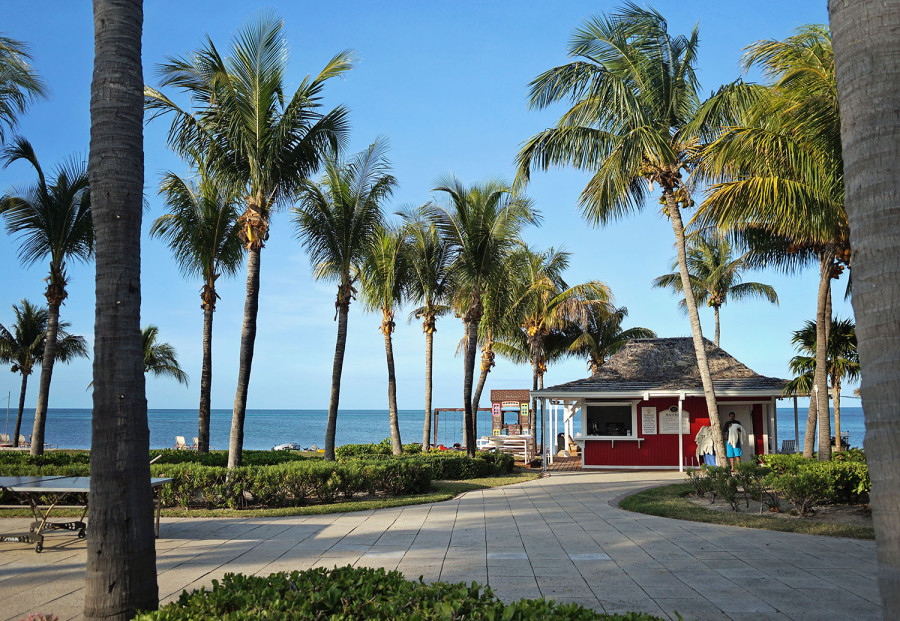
[0,0,852,415]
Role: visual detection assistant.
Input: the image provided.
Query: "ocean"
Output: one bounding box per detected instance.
[2,406,866,452]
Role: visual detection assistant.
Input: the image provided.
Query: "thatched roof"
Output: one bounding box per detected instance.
[536,337,788,396]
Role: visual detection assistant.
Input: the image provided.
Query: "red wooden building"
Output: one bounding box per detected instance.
[532,338,789,470]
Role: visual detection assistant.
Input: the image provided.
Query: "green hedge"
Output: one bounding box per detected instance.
[148,460,432,509]
[334,439,422,459]
[135,565,664,621]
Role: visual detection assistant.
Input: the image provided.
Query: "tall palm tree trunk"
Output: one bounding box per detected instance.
[472,341,494,420]
[802,254,832,458]
[815,250,835,461]
[714,306,720,347]
[462,317,478,457]
[665,191,726,459]
[831,2,900,615]
[324,293,350,461]
[422,325,433,448]
[383,316,402,455]
[803,394,818,458]
[197,305,213,453]
[228,247,260,469]
[85,0,157,617]
[12,373,27,447]
[29,299,59,455]
[833,376,842,451]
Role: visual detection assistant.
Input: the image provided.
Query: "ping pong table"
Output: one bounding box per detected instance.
[0,475,172,553]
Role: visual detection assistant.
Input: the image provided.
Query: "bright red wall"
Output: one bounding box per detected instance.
[582,396,768,468]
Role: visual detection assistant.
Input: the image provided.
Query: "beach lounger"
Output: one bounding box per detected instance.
[174,436,188,450]
[0,434,10,447]
[781,439,796,453]
[17,435,30,448]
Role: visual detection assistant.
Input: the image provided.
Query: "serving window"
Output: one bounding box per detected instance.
[585,402,636,437]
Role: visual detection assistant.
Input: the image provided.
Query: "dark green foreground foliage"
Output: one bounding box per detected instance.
[136,566,665,621]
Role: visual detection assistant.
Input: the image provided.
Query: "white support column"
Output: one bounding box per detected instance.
[770,398,778,456]
[549,401,555,465]
[678,396,684,472]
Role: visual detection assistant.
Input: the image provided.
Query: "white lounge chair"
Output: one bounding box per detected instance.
[174,436,188,450]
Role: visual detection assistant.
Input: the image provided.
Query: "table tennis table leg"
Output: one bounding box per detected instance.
[155,486,162,538]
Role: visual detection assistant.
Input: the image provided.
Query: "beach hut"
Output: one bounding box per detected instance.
[489,389,531,436]
[532,337,789,471]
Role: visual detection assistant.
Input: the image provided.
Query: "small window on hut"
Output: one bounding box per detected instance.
[585,404,633,436]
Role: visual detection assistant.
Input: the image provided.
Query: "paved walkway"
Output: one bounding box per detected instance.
[0,470,881,620]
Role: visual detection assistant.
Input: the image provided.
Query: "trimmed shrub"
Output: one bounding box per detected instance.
[771,470,831,516]
[135,565,665,620]
[759,453,812,475]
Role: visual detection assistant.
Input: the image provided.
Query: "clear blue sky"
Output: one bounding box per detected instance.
[1,1,849,413]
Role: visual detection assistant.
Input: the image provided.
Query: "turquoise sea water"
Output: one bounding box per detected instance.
[2,406,866,452]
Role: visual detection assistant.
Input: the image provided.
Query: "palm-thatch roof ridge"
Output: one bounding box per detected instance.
[536,337,788,394]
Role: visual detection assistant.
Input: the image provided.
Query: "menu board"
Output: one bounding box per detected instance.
[641,407,657,435]
[659,410,690,434]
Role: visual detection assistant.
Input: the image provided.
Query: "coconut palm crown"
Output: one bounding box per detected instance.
[0,299,87,447]
[652,231,777,346]
[142,325,189,386]
[569,305,656,375]
[0,35,47,143]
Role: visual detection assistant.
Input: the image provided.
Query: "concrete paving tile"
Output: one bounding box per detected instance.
[653,598,727,621]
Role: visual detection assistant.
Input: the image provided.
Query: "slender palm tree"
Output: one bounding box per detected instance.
[0,300,87,447]
[469,250,524,416]
[505,246,612,434]
[151,159,243,452]
[0,34,46,143]
[652,231,778,346]
[400,209,452,448]
[569,306,656,374]
[786,317,859,452]
[293,142,394,460]
[145,14,353,469]
[141,325,189,385]
[830,2,900,614]
[696,25,845,460]
[427,177,536,457]
[0,137,92,456]
[86,0,157,617]
[516,5,730,459]
[359,226,410,455]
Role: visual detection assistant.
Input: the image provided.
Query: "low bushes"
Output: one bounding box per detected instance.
[334,439,423,459]
[0,446,515,510]
[689,453,870,516]
[149,460,432,509]
[136,565,665,620]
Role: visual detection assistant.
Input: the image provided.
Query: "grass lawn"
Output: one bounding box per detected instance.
[0,469,540,519]
[619,483,875,540]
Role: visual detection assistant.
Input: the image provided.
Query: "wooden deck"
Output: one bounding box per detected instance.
[547,455,582,471]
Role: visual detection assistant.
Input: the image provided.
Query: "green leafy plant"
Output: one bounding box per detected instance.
[135,565,666,620]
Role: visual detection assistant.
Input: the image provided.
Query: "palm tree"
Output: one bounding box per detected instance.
[516,5,730,460]
[569,306,656,374]
[830,2,900,614]
[0,34,46,143]
[786,317,859,452]
[151,159,243,452]
[505,246,612,434]
[401,209,452,448]
[0,137,92,456]
[696,25,845,460]
[86,0,157,617]
[652,231,778,346]
[0,300,87,447]
[427,177,536,457]
[359,226,410,455]
[145,14,353,469]
[141,325,189,386]
[293,142,394,460]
